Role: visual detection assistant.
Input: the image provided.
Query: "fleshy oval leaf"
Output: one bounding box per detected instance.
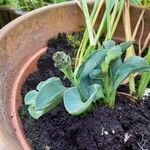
[36,78,66,110]
[24,90,38,105]
[64,84,103,115]
[37,77,58,91]
[28,105,45,119]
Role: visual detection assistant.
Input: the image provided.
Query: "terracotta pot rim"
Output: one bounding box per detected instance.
[11,47,47,150]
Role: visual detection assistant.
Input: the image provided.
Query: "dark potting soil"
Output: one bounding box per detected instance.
[20,33,150,150]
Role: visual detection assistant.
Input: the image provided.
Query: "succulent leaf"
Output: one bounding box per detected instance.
[24,90,38,105]
[119,40,135,52]
[36,78,66,110]
[113,56,150,90]
[77,49,108,79]
[64,84,103,115]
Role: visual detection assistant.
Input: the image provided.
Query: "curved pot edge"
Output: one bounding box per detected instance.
[10,47,47,150]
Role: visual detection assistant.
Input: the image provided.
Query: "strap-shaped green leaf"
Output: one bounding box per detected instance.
[77,49,108,79]
[105,46,122,64]
[109,58,122,81]
[119,40,134,53]
[64,84,103,115]
[36,78,66,110]
[113,56,150,90]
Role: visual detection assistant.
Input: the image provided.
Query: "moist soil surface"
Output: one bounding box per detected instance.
[20,33,150,150]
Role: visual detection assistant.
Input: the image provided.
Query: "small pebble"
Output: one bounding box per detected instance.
[104,131,109,135]
[112,130,115,134]
[143,88,150,99]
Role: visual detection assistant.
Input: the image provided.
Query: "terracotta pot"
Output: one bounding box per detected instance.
[0,7,25,28]
[0,2,150,149]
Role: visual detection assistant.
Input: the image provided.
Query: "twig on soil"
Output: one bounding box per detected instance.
[117,92,138,103]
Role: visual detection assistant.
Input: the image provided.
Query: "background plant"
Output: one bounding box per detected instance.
[0,0,70,11]
[123,1,150,96]
[130,0,150,7]
[138,47,150,98]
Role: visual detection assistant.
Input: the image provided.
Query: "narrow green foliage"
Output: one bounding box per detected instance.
[138,47,150,98]
[75,0,125,74]
[81,0,95,46]
[130,0,150,7]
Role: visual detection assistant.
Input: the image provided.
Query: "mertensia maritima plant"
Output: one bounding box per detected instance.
[24,0,150,119]
[24,40,150,119]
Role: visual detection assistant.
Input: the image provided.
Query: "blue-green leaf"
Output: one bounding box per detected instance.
[64,84,103,115]
[77,49,108,79]
[24,90,38,105]
[109,58,122,81]
[79,74,103,100]
[105,46,122,64]
[119,40,134,53]
[113,56,150,90]
[129,0,142,5]
[79,76,91,100]
[37,77,58,91]
[103,40,116,49]
[89,69,102,79]
[36,78,66,110]
[28,105,45,119]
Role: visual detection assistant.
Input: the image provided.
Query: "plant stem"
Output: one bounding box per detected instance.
[75,0,103,68]
[63,66,78,86]
[124,1,136,95]
[81,0,95,46]
[110,0,125,38]
[109,91,116,107]
[106,0,111,40]
[138,47,150,98]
